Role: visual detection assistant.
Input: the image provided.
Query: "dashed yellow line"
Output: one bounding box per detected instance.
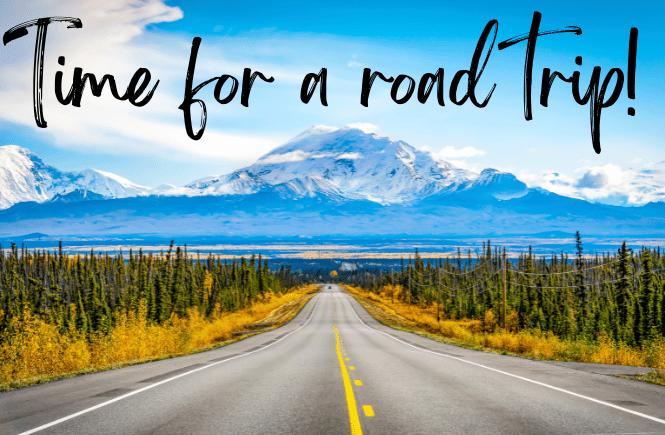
[363,405,375,417]
[349,366,355,370]
[354,380,363,386]
[334,326,362,435]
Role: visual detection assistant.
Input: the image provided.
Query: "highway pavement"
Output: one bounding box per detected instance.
[1,284,664,434]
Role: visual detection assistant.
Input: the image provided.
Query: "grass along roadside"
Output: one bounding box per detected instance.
[617,372,665,386]
[0,285,320,392]
[343,285,665,387]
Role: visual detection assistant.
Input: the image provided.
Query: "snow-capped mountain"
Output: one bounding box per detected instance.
[0,128,530,209]
[466,168,530,200]
[1,128,664,238]
[0,145,151,209]
[184,126,526,204]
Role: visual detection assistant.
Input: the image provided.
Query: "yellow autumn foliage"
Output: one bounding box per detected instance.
[345,285,665,369]
[0,285,318,387]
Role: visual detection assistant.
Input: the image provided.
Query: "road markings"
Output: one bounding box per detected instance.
[363,405,375,417]
[354,380,363,386]
[16,295,324,435]
[334,325,363,435]
[349,366,355,370]
[346,358,350,361]
[345,294,665,426]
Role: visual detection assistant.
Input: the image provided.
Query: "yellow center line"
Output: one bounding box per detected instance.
[334,326,362,435]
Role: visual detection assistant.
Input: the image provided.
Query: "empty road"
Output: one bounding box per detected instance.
[2,285,665,434]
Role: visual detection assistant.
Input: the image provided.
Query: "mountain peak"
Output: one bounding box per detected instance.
[291,124,380,142]
[471,168,528,200]
[49,189,106,204]
[0,145,42,169]
[0,144,33,155]
[0,128,531,210]
[186,125,479,204]
[0,145,152,209]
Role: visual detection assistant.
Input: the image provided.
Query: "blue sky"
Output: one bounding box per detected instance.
[0,0,663,204]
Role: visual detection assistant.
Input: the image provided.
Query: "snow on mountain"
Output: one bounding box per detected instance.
[49,189,106,204]
[186,170,268,196]
[0,145,152,209]
[272,175,346,201]
[465,169,529,200]
[184,125,509,204]
[74,169,150,199]
[1,129,663,238]
[0,127,532,211]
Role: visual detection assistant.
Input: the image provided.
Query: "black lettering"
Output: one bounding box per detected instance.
[241,69,274,107]
[214,75,239,104]
[418,69,445,105]
[498,12,582,120]
[301,68,328,106]
[3,17,82,127]
[391,75,415,104]
[360,69,394,107]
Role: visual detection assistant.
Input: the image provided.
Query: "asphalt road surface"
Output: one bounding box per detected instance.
[2,285,665,435]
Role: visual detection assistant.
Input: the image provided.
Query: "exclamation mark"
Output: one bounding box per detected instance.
[627,27,638,116]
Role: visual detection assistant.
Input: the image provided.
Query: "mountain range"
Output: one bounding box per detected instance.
[0,126,663,238]
[0,145,151,209]
[181,126,529,204]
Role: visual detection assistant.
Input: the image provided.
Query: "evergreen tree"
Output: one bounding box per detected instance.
[638,249,657,342]
[574,232,587,331]
[74,288,88,334]
[616,242,634,344]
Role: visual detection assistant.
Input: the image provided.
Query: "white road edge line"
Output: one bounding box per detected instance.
[342,288,665,426]
[16,293,323,435]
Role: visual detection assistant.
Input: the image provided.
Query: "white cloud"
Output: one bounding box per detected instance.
[336,152,362,160]
[258,150,310,164]
[576,168,610,188]
[435,146,486,159]
[308,125,340,134]
[259,150,363,164]
[520,163,665,206]
[344,122,378,133]
[447,159,477,171]
[0,0,288,164]
[347,55,364,68]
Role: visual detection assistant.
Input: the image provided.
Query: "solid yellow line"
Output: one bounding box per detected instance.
[334,326,362,435]
[363,405,375,417]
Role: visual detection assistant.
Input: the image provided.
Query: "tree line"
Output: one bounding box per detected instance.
[342,234,665,347]
[0,242,303,338]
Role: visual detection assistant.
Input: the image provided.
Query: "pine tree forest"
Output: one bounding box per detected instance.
[3,235,665,387]
[0,241,323,387]
[0,241,301,340]
[344,236,665,348]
